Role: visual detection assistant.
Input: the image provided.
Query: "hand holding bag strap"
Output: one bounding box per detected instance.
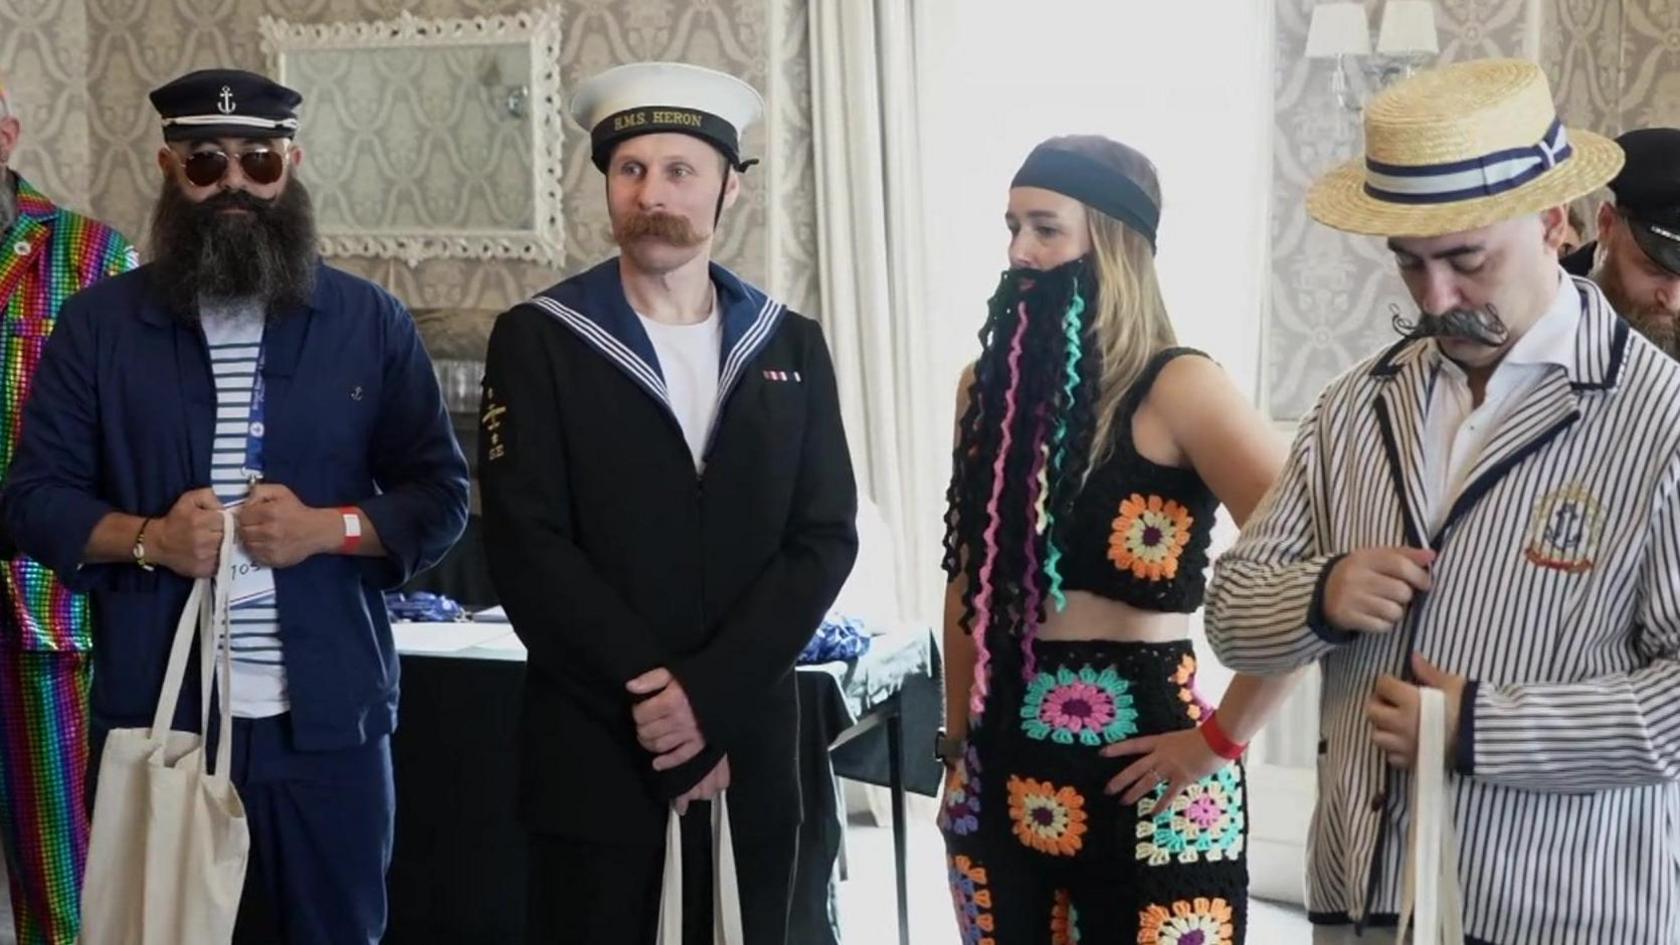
[147,512,238,776]
[655,794,747,945]
[1398,687,1465,945]
[713,792,744,945]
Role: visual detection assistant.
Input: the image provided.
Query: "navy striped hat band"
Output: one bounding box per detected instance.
[1364,118,1573,206]
[1011,148,1160,253]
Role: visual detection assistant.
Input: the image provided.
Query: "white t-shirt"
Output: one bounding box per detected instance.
[637,305,722,471]
[201,297,289,719]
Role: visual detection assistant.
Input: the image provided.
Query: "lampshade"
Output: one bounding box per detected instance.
[1306,2,1372,58]
[1377,1,1439,55]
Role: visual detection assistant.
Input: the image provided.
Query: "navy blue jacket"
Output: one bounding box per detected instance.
[2,262,469,749]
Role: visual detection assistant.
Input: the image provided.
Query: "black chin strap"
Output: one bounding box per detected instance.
[713,167,731,226]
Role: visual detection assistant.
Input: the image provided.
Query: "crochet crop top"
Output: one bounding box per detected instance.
[1057,347,1219,613]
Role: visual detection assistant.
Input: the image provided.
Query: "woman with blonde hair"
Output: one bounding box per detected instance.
[937,135,1297,943]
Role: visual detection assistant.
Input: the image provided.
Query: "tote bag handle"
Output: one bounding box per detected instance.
[1397,686,1464,945]
[145,511,237,786]
[655,791,745,945]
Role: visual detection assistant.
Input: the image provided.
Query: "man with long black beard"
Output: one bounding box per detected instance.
[478,62,857,944]
[1561,128,1680,359]
[1208,60,1680,943]
[1,69,468,945]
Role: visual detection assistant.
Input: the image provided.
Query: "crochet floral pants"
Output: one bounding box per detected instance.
[940,639,1248,945]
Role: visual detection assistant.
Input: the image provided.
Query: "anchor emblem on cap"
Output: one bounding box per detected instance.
[217,86,236,115]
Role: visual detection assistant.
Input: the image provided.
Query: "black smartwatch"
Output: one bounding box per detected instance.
[934,729,964,767]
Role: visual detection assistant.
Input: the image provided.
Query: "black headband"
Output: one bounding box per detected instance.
[590,106,758,173]
[1011,147,1160,253]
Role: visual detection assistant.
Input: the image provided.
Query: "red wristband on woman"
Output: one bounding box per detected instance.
[1198,711,1246,761]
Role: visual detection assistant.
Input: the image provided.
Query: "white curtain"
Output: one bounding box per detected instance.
[808,0,945,623]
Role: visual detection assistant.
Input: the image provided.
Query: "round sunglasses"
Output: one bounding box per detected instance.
[178,148,286,188]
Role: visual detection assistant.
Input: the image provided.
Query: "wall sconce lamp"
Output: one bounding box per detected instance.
[1306,1,1439,115]
[479,56,530,120]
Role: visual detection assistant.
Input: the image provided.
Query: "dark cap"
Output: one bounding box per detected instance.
[1011,137,1161,253]
[1609,128,1680,276]
[149,69,301,142]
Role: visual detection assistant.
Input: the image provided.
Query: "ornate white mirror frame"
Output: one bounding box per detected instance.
[258,7,564,269]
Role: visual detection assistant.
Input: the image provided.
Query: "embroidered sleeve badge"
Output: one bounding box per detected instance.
[481,387,508,462]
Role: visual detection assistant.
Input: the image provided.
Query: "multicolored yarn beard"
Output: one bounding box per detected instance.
[941,256,1102,720]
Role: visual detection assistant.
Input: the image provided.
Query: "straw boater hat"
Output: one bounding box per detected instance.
[1308,58,1624,238]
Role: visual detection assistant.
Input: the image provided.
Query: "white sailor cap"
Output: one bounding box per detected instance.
[569,61,765,173]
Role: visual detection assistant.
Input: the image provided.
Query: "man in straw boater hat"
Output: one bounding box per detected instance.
[477,61,857,944]
[1206,58,1680,942]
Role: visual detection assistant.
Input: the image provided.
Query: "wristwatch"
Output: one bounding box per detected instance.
[131,518,155,572]
[934,729,964,767]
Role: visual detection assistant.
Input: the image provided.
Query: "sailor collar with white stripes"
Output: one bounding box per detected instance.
[525,257,786,418]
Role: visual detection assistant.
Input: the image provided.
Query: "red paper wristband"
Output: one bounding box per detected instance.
[337,507,362,554]
[1199,711,1246,761]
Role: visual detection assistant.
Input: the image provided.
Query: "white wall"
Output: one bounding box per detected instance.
[918,0,1273,403]
[916,0,1277,702]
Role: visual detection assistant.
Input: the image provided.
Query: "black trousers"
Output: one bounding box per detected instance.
[526,804,796,945]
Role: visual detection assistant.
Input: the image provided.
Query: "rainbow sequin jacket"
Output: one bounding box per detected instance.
[0,175,137,650]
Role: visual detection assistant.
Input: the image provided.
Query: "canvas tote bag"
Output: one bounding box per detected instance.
[655,791,745,945]
[80,515,250,945]
[1395,686,1465,945]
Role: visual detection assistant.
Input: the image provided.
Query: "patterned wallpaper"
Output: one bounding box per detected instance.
[1544,0,1680,245]
[0,0,94,211]
[1267,0,1538,421]
[1,0,817,317]
[764,0,816,319]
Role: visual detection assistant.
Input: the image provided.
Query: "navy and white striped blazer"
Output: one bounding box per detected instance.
[1208,277,1680,944]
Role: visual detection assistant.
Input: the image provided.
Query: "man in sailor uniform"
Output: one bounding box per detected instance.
[478,62,858,945]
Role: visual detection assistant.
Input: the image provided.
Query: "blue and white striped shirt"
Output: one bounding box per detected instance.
[203,299,288,718]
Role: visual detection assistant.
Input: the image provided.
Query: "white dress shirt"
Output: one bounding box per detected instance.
[1422,270,1578,532]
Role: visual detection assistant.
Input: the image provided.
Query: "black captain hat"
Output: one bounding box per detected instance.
[569,62,764,173]
[1610,128,1680,277]
[148,68,301,142]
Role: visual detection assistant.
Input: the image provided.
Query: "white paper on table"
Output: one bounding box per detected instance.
[391,621,514,655]
[469,631,529,657]
[471,605,510,623]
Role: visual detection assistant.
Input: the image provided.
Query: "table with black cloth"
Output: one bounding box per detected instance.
[384,623,943,945]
